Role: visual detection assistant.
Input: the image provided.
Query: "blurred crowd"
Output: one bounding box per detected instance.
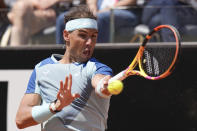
[0,0,197,46]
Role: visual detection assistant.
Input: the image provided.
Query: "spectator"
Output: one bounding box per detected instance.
[56,0,140,44]
[0,0,12,46]
[141,0,197,41]
[7,0,58,46]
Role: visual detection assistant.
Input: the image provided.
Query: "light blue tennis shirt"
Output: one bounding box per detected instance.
[26,54,113,131]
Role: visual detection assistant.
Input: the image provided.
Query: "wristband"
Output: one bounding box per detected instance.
[32,103,54,123]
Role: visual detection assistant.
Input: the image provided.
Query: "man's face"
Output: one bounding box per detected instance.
[64,28,98,63]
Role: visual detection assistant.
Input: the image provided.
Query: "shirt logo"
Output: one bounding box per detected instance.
[43,70,50,75]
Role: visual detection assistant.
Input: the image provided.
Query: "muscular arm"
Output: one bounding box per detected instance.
[15,94,41,129]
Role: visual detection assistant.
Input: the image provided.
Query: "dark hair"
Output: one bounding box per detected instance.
[64,4,97,24]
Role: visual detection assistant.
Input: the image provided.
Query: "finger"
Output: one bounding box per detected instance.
[103,81,108,87]
[58,80,64,98]
[101,87,111,96]
[64,76,68,91]
[57,81,63,99]
[57,90,61,99]
[103,75,111,85]
[67,74,72,92]
[60,80,64,92]
[72,93,80,99]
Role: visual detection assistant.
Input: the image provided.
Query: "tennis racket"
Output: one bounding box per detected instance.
[109,25,181,83]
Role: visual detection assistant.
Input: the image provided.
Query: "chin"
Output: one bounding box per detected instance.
[80,56,91,63]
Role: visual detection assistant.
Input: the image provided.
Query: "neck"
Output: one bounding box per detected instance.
[59,52,70,64]
[59,51,78,64]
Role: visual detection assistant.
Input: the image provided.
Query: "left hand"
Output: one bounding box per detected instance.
[55,74,80,111]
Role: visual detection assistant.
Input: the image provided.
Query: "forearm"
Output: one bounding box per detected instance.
[16,102,56,129]
[15,94,54,129]
[86,0,98,13]
[86,0,97,6]
[31,0,59,9]
[10,26,30,46]
[15,105,38,129]
[114,0,136,7]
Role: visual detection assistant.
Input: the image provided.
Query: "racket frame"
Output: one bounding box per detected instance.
[110,25,181,82]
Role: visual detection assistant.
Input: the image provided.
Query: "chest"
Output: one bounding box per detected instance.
[37,64,94,102]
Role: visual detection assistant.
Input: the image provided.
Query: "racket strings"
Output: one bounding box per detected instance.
[142,47,176,77]
[140,26,179,78]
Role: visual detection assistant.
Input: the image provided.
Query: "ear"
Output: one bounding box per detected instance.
[63,30,70,42]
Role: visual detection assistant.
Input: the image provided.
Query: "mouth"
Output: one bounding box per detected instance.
[83,49,91,57]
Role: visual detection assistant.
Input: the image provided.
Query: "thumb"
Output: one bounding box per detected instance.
[73,93,80,99]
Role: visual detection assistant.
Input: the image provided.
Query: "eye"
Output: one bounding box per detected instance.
[78,33,88,39]
[92,33,98,39]
[92,34,97,38]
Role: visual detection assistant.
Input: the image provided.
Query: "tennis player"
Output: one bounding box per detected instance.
[15,5,113,131]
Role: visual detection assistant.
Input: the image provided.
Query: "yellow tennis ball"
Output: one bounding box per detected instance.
[107,80,124,95]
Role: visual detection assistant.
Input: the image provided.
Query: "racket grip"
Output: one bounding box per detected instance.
[108,70,126,83]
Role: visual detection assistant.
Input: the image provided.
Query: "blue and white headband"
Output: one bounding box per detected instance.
[65,18,98,31]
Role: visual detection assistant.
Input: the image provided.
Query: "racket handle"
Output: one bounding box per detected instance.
[109,70,126,83]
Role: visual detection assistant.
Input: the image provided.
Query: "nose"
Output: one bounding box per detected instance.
[86,37,92,45]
